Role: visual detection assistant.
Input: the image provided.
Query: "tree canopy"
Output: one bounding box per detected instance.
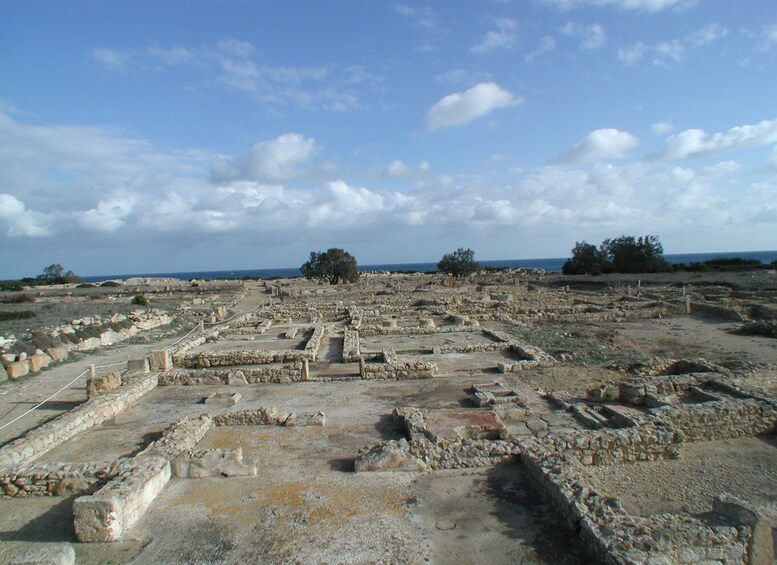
[562,235,672,275]
[300,248,359,285]
[38,264,81,284]
[437,248,480,277]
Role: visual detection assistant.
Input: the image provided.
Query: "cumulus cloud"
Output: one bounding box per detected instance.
[541,0,698,12]
[0,194,53,237]
[554,128,640,163]
[561,22,606,50]
[381,160,430,179]
[687,23,728,47]
[75,195,136,232]
[90,47,131,70]
[210,134,317,183]
[426,82,520,130]
[655,119,777,159]
[619,24,728,67]
[470,18,519,54]
[652,121,676,134]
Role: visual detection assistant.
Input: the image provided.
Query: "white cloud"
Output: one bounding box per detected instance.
[561,22,606,50]
[0,194,53,237]
[618,42,648,64]
[541,0,698,12]
[687,23,728,47]
[210,134,317,183]
[90,47,131,70]
[525,36,557,62]
[653,40,684,67]
[758,23,777,52]
[426,82,521,130]
[94,39,380,112]
[470,18,519,54]
[554,128,640,163]
[656,119,777,159]
[75,195,136,232]
[652,121,676,134]
[765,147,777,172]
[382,160,430,179]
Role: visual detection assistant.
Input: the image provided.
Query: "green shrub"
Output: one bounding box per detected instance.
[0,310,36,321]
[100,281,122,287]
[131,294,149,306]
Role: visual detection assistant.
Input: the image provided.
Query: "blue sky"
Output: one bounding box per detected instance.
[1,0,776,278]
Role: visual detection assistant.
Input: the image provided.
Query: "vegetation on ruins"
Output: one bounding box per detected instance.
[301,248,359,285]
[131,294,149,306]
[563,235,671,275]
[437,247,480,277]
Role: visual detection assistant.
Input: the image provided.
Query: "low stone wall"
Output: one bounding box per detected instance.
[0,374,158,468]
[304,325,326,360]
[213,407,325,427]
[158,364,304,385]
[359,359,437,380]
[521,446,749,565]
[650,399,777,442]
[174,349,306,368]
[0,460,123,498]
[690,301,745,321]
[357,324,479,337]
[73,455,171,542]
[342,328,360,362]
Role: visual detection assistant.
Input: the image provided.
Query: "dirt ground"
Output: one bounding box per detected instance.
[0,272,775,564]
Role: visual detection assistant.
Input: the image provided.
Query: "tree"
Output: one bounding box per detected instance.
[39,264,81,284]
[562,241,607,275]
[437,248,480,277]
[599,235,671,273]
[301,248,359,285]
[562,235,672,275]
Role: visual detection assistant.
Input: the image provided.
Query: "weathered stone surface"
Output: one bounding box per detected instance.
[354,439,428,472]
[28,353,51,372]
[172,448,257,478]
[7,361,30,379]
[9,544,75,565]
[74,456,171,542]
[126,358,150,373]
[46,346,68,362]
[0,363,7,381]
[88,372,122,398]
[203,392,241,406]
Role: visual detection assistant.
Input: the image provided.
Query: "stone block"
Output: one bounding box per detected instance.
[46,347,68,362]
[126,358,150,373]
[74,457,171,542]
[7,361,30,379]
[149,349,172,371]
[88,372,122,398]
[9,544,75,565]
[355,439,427,472]
[203,392,241,406]
[28,353,51,372]
[172,448,257,478]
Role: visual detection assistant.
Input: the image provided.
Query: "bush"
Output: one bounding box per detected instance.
[563,235,671,275]
[0,310,36,321]
[100,281,122,287]
[77,283,96,288]
[301,248,359,285]
[437,248,480,277]
[0,281,24,292]
[131,294,149,306]
[0,293,36,304]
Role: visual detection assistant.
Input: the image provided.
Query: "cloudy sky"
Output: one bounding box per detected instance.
[2,0,776,278]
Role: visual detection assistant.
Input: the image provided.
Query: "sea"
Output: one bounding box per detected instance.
[81,250,777,283]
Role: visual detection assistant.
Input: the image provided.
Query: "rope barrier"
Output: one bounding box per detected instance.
[0,368,89,432]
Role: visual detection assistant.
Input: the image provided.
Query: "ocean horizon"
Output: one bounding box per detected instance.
[81,250,777,283]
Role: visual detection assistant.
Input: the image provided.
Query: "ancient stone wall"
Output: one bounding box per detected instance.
[158,364,304,385]
[650,400,777,442]
[0,374,158,468]
[359,359,437,380]
[0,460,122,498]
[342,328,360,362]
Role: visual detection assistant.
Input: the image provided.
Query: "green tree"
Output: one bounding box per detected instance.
[39,264,81,284]
[301,248,359,285]
[437,248,480,277]
[599,235,671,273]
[562,241,607,275]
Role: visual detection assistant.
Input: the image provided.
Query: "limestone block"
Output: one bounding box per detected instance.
[28,353,51,372]
[354,439,427,472]
[7,361,30,379]
[88,372,122,398]
[2,353,15,364]
[149,349,172,371]
[74,457,171,542]
[203,392,241,406]
[9,544,75,565]
[227,371,247,385]
[172,448,257,478]
[126,358,150,373]
[46,347,68,362]
[0,364,7,381]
